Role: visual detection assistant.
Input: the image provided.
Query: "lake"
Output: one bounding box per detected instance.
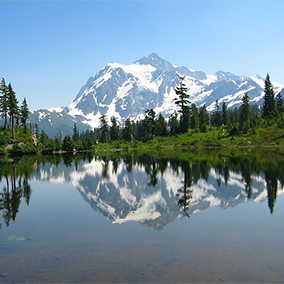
[1,149,284,283]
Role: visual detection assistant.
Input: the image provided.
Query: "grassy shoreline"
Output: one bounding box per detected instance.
[93,125,284,153]
[2,124,284,156]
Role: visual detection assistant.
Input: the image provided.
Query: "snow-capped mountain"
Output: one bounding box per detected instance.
[29,52,284,137]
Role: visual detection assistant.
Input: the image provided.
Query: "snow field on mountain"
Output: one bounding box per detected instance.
[109,62,160,93]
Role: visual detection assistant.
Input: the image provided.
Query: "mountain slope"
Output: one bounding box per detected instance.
[29,52,284,137]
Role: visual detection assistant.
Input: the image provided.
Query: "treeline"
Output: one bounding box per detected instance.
[1,150,283,228]
[1,74,284,154]
[74,73,284,146]
[34,73,284,152]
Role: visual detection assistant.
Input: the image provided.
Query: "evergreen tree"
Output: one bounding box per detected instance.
[222,101,228,125]
[54,131,62,151]
[276,92,284,114]
[99,114,109,143]
[212,100,222,127]
[239,92,251,133]
[155,113,168,137]
[62,135,73,152]
[110,116,120,141]
[54,137,62,151]
[56,130,62,143]
[72,123,82,150]
[199,104,209,132]
[229,107,240,125]
[93,128,100,143]
[262,74,278,119]
[174,75,190,133]
[7,83,19,140]
[40,130,48,145]
[122,118,134,141]
[133,120,143,141]
[190,103,199,130]
[72,123,80,142]
[0,78,8,129]
[168,111,179,135]
[79,129,94,149]
[35,123,40,140]
[20,98,29,128]
[145,109,156,140]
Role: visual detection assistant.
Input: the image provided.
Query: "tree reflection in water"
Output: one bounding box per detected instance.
[177,161,192,217]
[1,149,284,228]
[0,161,32,228]
[0,153,93,229]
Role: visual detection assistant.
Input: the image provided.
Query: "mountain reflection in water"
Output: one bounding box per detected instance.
[0,149,283,230]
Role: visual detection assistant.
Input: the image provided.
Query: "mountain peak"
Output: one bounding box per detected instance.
[134,52,174,71]
[136,52,162,62]
[148,52,163,60]
[28,53,284,137]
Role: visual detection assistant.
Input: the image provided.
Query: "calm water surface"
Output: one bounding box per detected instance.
[1,150,284,283]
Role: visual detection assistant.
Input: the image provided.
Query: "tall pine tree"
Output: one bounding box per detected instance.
[110,116,120,141]
[190,103,199,130]
[276,92,284,115]
[168,111,179,135]
[20,98,29,128]
[239,92,251,133]
[0,78,8,129]
[174,75,190,133]
[222,102,228,126]
[212,100,222,127]
[7,83,19,140]
[122,118,134,142]
[262,74,277,119]
[155,113,168,137]
[99,114,109,143]
[199,104,209,132]
[72,123,80,142]
[145,109,156,140]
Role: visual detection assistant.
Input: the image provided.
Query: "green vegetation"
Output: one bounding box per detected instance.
[0,74,284,155]
[0,78,38,155]
[91,123,284,153]
[85,73,284,152]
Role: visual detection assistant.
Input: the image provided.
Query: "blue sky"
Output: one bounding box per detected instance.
[1,0,284,111]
